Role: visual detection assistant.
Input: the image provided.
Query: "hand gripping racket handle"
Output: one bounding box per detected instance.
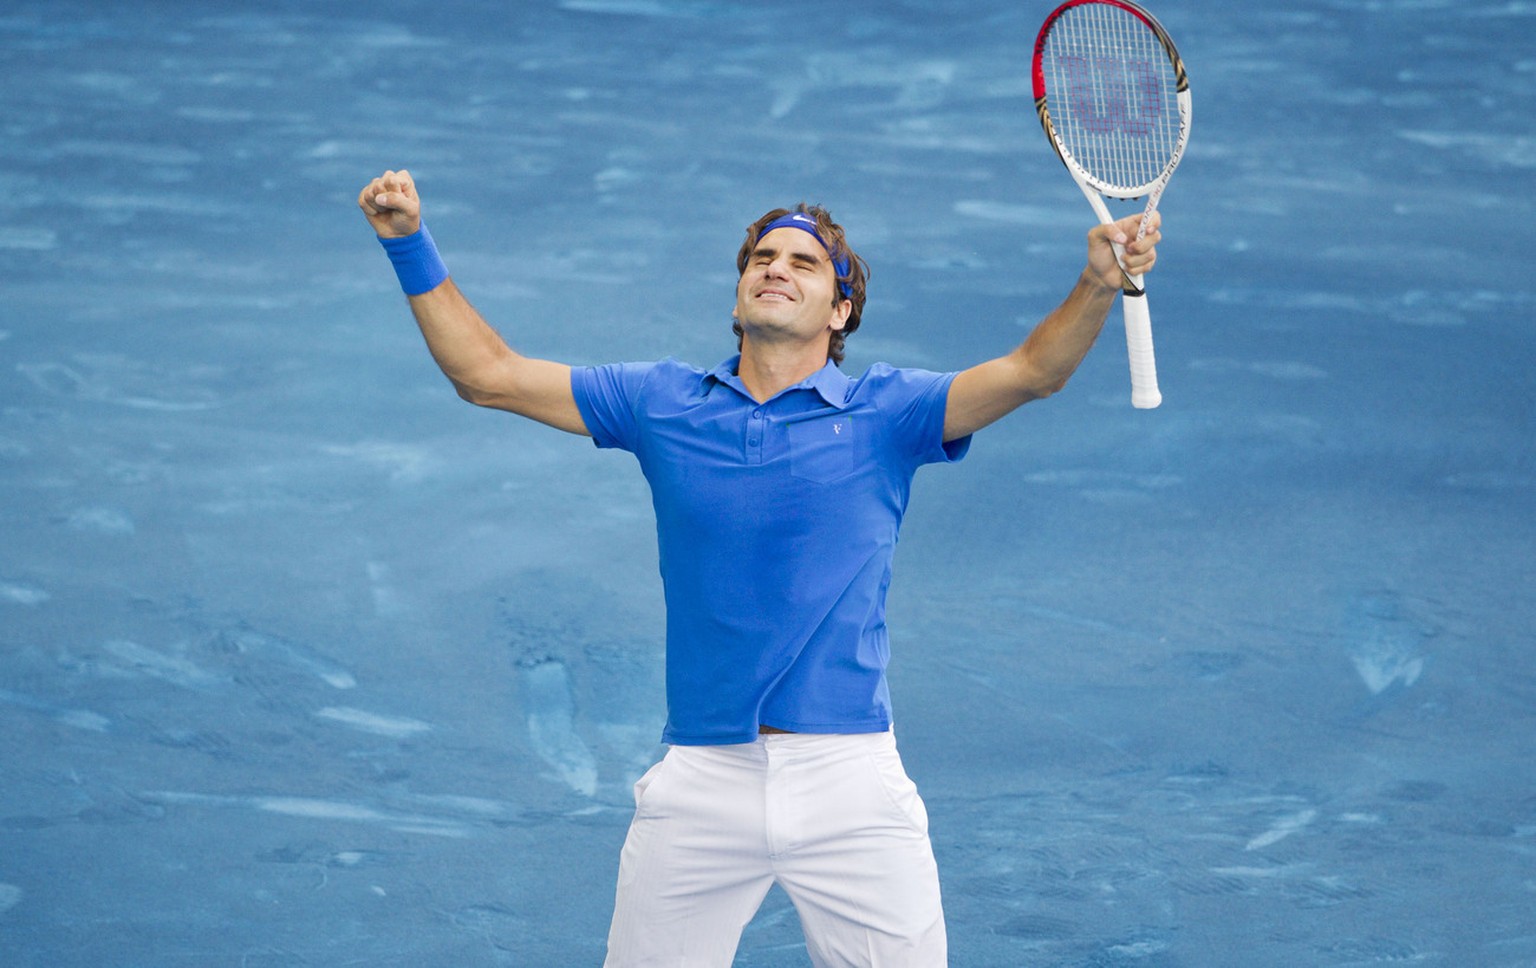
[1085,184,1163,410]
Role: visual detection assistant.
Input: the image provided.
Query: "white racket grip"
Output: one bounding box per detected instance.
[1121,286,1162,409]
[1076,181,1163,408]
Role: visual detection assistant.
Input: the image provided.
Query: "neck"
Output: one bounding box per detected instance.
[736,336,831,403]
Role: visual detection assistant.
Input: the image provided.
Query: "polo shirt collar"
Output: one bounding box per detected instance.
[706,355,852,409]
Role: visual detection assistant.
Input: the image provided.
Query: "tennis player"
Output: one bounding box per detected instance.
[358,169,1159,967]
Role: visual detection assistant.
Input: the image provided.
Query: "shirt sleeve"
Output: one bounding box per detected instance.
[872,364,972,466]
[570,361,656,452]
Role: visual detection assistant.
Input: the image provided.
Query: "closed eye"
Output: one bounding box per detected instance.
[751,244,826,272]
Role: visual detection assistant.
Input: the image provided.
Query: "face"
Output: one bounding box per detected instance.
[733,227,851,349]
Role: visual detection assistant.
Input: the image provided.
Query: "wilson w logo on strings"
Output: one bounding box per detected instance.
[1060,54,1166,137]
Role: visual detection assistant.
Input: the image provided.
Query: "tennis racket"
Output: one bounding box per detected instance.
[1032,0,1191,409]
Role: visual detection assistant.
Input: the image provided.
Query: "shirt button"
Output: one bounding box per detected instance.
[748,438,759,446]
[752,410,762,419]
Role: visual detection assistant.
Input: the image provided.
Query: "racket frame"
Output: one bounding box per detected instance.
[1032,0,1191,409]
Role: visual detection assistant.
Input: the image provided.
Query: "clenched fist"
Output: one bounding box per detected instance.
[358,169,422,238]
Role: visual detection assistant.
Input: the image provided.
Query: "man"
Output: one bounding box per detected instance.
[357,169,1160,967]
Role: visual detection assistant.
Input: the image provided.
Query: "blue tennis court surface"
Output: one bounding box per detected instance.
[2,1,1533,964]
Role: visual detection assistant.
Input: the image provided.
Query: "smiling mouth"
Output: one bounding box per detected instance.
[755,289,794,302]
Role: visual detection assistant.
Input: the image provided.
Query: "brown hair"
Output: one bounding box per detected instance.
[733,203,869,366]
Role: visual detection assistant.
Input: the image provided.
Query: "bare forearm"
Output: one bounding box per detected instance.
[943,269,1117,440]
[407,279,513,399]
[1014,268,1119,394]
[358,170,585,434]
[406,280,584,433]
[942,212,1163,441]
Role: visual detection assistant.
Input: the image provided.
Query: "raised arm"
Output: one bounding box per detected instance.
[358,170,588,436]
[942,212,1160,442]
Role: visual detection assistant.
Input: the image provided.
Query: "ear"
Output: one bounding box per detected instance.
[829,296,852,333]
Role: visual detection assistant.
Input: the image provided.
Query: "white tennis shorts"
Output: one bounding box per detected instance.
[603,730,947,967]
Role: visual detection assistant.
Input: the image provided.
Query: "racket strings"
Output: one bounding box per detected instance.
[1042,4,1181,195]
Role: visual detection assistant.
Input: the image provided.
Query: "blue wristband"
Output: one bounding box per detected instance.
[378,223,449,296]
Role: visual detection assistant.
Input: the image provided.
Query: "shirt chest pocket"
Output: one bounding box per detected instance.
[786,414,859,484]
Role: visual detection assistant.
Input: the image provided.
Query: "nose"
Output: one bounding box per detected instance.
[761,255,791,279]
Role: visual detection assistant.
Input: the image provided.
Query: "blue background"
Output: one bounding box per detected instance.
[2,1,1533,964]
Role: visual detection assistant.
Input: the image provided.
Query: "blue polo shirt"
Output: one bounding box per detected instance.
[571,355,969,746]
